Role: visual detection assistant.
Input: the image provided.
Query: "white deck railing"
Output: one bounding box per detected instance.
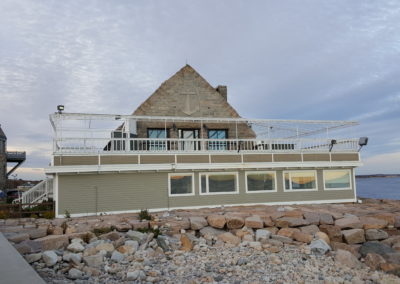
[54,137,359,154]
[13,178,53,205]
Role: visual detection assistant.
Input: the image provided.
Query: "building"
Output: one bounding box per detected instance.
[40,65,364,218]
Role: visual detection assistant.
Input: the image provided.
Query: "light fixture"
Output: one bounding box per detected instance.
[57,105,64,113]
[358,137,368,151]
[329,139,337,152]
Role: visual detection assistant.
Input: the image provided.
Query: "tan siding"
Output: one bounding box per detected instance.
[177,155,209,163]
[303,153,330,162]
[101,155,138,165]
[140,155,175,164]
[331,153,359,161]
[211,155,241,163]
[243,154,273,163]
[57,156,98,166]
[273,154,302,162]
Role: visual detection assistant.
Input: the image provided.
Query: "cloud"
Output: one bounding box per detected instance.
[358,152,400,174]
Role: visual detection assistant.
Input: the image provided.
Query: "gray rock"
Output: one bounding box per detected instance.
[255,229,271,241]
[359,241,395,257]
[271,235,293,243]
[83,253,104,268]
[383,252,400,264]
[14,240,42,254]
[309,239,331,255]
[237,257,248,265]
[111,250,124,262]
[67,242,85,253]
[189,216,208,230]
[335,249,362,268]
[365,229,389,241]
[7,233,30,244]
[319,213,334,225]
[24,253,42,264]
[199,226,225,238]
[42,250,58,267]
[124,240,139,251]
[126,270,146,281]
[26,228,48,240]
[126,230,146,243]
[69,253,82,265]
[68,268,83,279]
[157,235,170,251]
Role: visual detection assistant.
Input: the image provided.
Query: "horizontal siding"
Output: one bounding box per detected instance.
[273,154,302,162]
[331,153,359,161]
[101,155,138,164]
[55,156,98,166]
[211,155,241,163]
[243,154,272,163]
[177,155,209,163]
[140,155,175,164]
[303,153,330,161]
[57,168,356,215]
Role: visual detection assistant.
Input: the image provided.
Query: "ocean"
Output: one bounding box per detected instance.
[356,177,400,200]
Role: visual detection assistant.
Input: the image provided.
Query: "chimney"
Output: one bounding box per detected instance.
[216,85,227,101]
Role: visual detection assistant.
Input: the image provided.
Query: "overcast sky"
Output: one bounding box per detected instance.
[1,0,399,180]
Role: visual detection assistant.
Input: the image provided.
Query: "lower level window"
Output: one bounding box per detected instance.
[324,170,351,190]
[284,171,317,191]
[200,172,238,194]
[169,173,194,196]
[246,172,276,192]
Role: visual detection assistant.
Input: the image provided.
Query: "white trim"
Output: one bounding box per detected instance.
[168,173,195,197]
[199,172,239,195]
[45,161,363,174]
[245,171,277,193]
[323,169,352,191]
[59,198,357,218]
[283,170,318,192]
[54,174,59,216]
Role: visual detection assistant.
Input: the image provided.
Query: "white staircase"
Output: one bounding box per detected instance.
[13,178,53,204]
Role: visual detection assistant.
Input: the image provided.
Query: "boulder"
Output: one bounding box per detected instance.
[275,217,309,228]
[15,240,42,254]
[315,232,330,245]
[199,226,225,238]
[180,234,193,251]
[243,234,254,242]
[335,217,362,229]
[373,213,396,225]
[117,245,135,255]
[7,233,30,244]
[359,241,395,257]
[33,235,69,250]
[271,235,293,243]
[319,225,342,242]
[115,223,132,232]
[111,250,125,262]
[365,229,389,241]
[277,228,300,238]
[381,236,400,247]
[51,226,63,235]
[380,263,400,275]
[283,210,303,218]
[365,253,386,270]
[69,253,82,265]
[26,228,48,240]
[126,230,146,243]
[335,249,362,268]
[244,216,264,229]
[235,229,253,239]
[342,229,365,244]
[189,217,208,230]
[68,268,83,280]
[261,216,275,227]
[394,215,400,228]
[129,220,150,230]
[95,242,114,252]
[293,231,313,243]
[330,242,360,258]
[99,231,120,241]
[384,252,400,264]
[393,242,400,252]
[360,216,388,230]
[67,242,85,253]
[24,253,42,264]
[218,232,241,246]
[300,225,320,235]
[309,239,331,255]
[125,240,139,251]
[42,250,58,267]
[303,212,320,225]
[255,229,271,242]
[207,215,226,229]
[248,241,262,251]
[225,215,245,229]
[126,270,146,281]
[265,227,278,235]
[319,213,334,225]
[83,254,104,268]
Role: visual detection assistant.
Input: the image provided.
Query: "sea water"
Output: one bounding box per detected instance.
[356,177,400,200]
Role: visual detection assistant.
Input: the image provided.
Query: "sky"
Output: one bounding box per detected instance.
[0,0,399,180]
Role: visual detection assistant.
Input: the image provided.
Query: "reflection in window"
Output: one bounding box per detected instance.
[247,172,276,192]
[208,129,227,150]
[169,174,193,195]
[147,129,167,150]
[284,171,317,190]
[324,170,351,189]
[200,173,237,194]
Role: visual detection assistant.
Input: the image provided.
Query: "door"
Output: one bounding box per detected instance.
[179,129,199,151]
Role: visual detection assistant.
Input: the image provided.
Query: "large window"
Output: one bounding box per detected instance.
[169,173,194,196]
[284,171,317,191]
[246,171,276,192]
[200,172,238,195]
[147,129,167,150]
[208,129,227,150]
[324,170,351,190]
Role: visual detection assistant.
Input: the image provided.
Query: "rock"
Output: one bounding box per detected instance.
[384,252,400,264]
[199,227,225,238]
[125,240,139,251]
[275,217,309,228]
[394,215,400,228]
[189,216,208,230]
[300,225,320,235]
[303,212,320,225]
[26,228,48,240]
[365,229,389,241]
[283,210,303,218]
[242,234,254,242]
[82,266,101,277]
[95,242,114,252]
[15,240,42,254]
[67,242,85,253]
[235,229,252,239]
[330,242,360,258]
[51,226,64,235]
[265,227,278,235]
[71,237,84,244]
[380,262,400,275]
[315,231,330,245]
[83,247,98,256]
[319,225,342,242]
[83,253,104,268]
[129,220,150,230]
[126,230,146,243]
[244,216,264,229]
[156,235,170,252]
[115,223,132,232]
[365,253,387,270]
[277,228,299,238]
[42,250,58,267]
[309,239,331,255]
[248,241,262,250]
[68,268,83,279]
[342,229,365,244]
[261,216,274,227]
[237,257,248,265]
[393,242,400,252]
[293,231,313,243]
[381,236,400,247]
[271,235,293,243]
[65,225,77,234]
[335,217,362,229]
[117,244,135,255]
[34,235,69,250]
[359,241,395,257]
[126,270,146,281]
[319,213,334,225]
[180,234,193,251]
[7,233,30,244]
[24,253,42,263]
[111,250,125,262]
[225,215,245,229]
[99,231,120,241]
[360,216,388,229]
[373,213,396,225]
[218,232,241,246]
[335,249,362,268]
[270,255,282,264]
[69,253,82,265]
[255,229,271,241]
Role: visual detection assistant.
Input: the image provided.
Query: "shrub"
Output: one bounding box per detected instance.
[64,210,71,219]
[0,210,10,219]
[42,211,55,219]
[139,209,152,221]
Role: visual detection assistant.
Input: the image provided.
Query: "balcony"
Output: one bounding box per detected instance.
[6,151,26,162]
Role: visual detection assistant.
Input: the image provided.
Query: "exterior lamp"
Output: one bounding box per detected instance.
[57,105,64,113]
[358,137,368,151]
[329,139,337,152]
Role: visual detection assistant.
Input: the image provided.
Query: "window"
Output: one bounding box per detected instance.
[169,173,194,196]
[200,172,238,195]
[147,129,167,150]
[246,171,276,192]
[208,129,227,150]
[284,171,317,191]
[324,170,351,190]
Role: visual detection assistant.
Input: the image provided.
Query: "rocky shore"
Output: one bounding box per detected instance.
[1,198,400,283]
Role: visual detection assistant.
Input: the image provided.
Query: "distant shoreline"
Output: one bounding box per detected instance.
[356,174,400,178]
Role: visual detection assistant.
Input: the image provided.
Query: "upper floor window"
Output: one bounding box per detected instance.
[208,129,227,150]
[147,129,168,150]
